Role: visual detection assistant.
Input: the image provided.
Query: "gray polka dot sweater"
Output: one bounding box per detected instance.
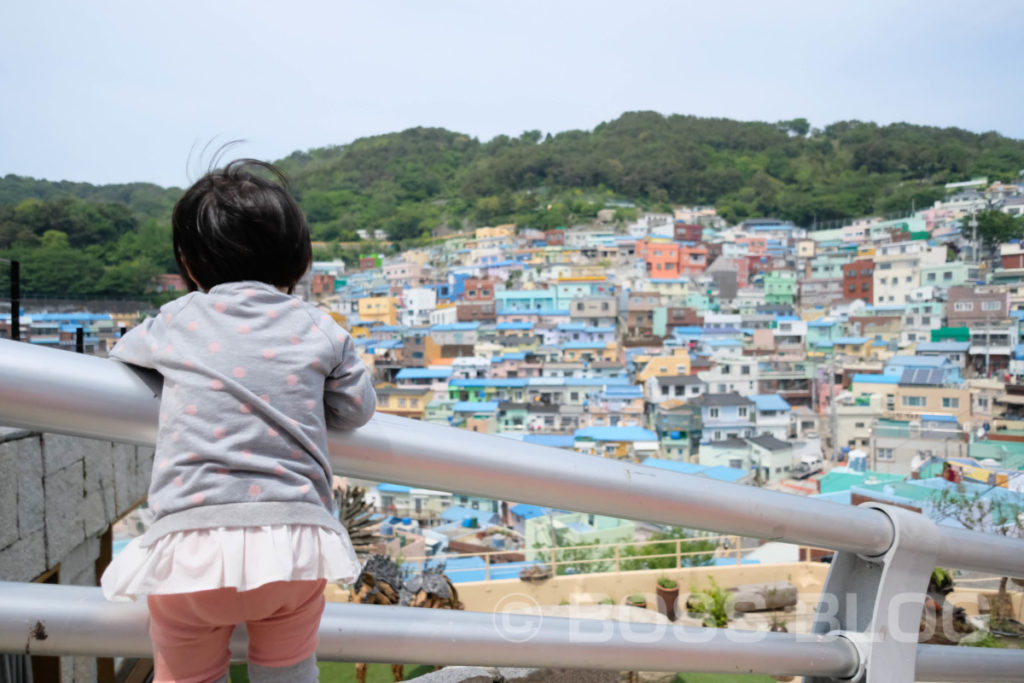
[110,280,376,546]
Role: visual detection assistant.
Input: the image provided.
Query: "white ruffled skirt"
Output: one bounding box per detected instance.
[101,524,363,601]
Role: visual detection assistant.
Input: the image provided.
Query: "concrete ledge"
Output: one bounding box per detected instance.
[413,667,620,682]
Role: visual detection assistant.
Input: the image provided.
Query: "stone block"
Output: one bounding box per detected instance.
[0,441,18,550]
[499,669,619,682]
[410,667,497,683]
[0,529,45,581]
[730,581,798,613]
[17,436,45,537]
[41,433,85,475]
[60,536,99,586]
[45,462,86,565]
[83,446,116,534]
[112,443,138,513]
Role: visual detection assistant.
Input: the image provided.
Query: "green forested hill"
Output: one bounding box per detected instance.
[2,111,1024,296]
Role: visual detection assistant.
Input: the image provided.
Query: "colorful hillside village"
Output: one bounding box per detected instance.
[7,181,1024,584]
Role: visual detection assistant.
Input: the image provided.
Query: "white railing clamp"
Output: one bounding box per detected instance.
[808,503,940,682]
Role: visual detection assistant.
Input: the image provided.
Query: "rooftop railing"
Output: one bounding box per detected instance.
[1,339,1023,681]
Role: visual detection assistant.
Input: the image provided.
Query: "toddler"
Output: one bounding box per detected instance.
[101,159,376,683]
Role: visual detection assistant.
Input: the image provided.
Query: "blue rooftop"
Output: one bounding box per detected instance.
[522,434,576,448]
[450,378,528,388]
[834,337,869,345]
[887,355,949,368]
[561,342,607,350]
[396,368,453,380]
[921,414,959,423]
[575,426,657,441]
[852,373,901,385]
[431,322,481,331]
[917,341,970,353]
[496,322,534,330]
[453,401,499,413]
[750,395,792,412]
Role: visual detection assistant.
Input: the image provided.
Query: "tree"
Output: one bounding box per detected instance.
[621,527,717,570]
[973,210,1024,247]
[933,484,1024,634]
[532,527,614,576]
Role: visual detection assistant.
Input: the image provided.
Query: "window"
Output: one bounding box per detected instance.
[978,397,989,409]
[942,397,959,409]
[570,392,579,401]
[717,384,727,392]
[398,398,407,408]
[877,448,894,461]
[577,303,585,311]
[709,408,720,418]
[981,301,1001,312]
[902,396,925,407]
[738,407,748,418]
[741,365,751,375]
[905,276,912,283]
[954,302,974,312]
[921,316,931,325]
[855,422,865,429]
[849,284,856,292]
[862,283,870,291]
[879,277,887,285]
[943,272,953,281]
[926,273,936,282]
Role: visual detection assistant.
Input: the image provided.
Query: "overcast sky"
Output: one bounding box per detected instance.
[2,1,1023,188]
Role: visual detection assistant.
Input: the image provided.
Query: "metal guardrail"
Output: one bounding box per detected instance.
[1,339,1023,681]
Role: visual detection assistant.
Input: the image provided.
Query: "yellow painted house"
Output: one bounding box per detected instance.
[561,342,619,363]
[374,385,432,419]
[636,350,692,383]
[358,296,399,326]
[475,224,515,241]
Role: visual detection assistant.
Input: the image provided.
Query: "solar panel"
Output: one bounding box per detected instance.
[900,368,945,385]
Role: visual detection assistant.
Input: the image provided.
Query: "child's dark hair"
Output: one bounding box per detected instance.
[172,159,312,293]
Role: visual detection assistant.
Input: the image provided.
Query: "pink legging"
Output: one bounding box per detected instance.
[146,579,326,683]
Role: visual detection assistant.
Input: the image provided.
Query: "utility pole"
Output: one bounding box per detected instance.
[1,259,18,342]
[828,358,838,461]
[969,210,978,264]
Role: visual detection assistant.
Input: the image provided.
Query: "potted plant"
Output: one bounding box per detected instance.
[656,577,679,621]
[627,593,647,609]
[686,578,732,628]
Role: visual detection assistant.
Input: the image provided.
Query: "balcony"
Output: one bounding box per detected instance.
[0,340,1023,681]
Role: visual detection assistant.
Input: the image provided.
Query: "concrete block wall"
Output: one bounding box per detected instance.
[0,427,153,682]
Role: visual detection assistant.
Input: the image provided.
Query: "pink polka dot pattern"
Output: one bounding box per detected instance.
[158,459,170,469]
[242,449,253,459]
[244,288,257,297]
[273,465,285,476]
[260,394,271,403]
[187,453,199,461]
[139,328,147,338]
[289,449,302,460]
[214,302,227,313]
[184,360,195,369]
[174,476,184,488]
[210,379,224,391]
[267,427,279,437]
[288,418,298,427]
[290,299,301,308]
[233,367,246,378]
[320,495,329,504]
[172,431,180,442]
[305,400,316,411]
[286,374,298,386]
[268,310,279,319]
[352,395,363,408]
[239,403,252,414]
[213,427,226,439]
[164,313,173,323]
[216,468,230,475]
[336,334,346,343]
[185,405,198,416]
[187,321,199,331]
[309,325,320,335]
[299,484,311,494]
[311,470,321,480]
[311,359,320,368]
[289,335,301,345]
[150,343,158,352]
[238,324,251,334]
[262,349,275,359]
[248,484,262,497]
[327,380,340,390]
[165,345,174,353]
[208,342,221,353]
[192,493,204,505]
